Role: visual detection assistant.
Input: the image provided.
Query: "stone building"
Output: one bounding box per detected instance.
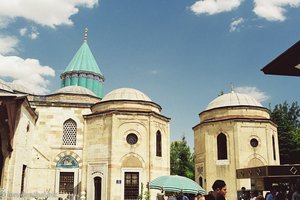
[193,91,280,200]
[0,32,170,200]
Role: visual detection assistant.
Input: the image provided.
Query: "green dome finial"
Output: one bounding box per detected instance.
[84,28,88,42]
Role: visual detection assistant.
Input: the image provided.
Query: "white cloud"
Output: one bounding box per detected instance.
[0,35,19,55]
[0,17,12,29]
[253,0,300,21]
[0,0,98,28]
[229,17,244,32]
[19,28,28,36]
[30,31,39,40]
[30,27,39,39]
[19,27,40,39]
[0,54,55,94]
[190,0,300,22]
[191,0,243,15]
[235,86,270,103]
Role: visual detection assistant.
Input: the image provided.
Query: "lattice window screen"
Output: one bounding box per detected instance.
[62,119,77,145]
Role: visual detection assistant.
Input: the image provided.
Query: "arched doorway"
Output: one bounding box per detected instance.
[94,177,102,200]
[56,155,79,196]
[121,155,143,200]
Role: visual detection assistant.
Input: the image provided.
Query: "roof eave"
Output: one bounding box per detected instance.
[261,40,300,77]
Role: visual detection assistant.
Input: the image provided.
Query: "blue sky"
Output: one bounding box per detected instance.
[0,0,299,148]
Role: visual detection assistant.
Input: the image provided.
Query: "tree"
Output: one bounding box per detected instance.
[137,182,150,200]
[170,136,195,180]
[270,101,300,164]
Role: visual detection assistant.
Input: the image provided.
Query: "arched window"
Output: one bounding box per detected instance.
[217,133,227,160]
[156,131,162,157]
[198,176,203,187]
[62,119,77,145]
[272,135,276,160]
[94,177,102,200]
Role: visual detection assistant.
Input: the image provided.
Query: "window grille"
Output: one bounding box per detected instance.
[62,119,77,145]
[126,133,138,145]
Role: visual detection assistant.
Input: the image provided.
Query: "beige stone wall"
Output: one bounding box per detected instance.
[194,106,279,200]
[25,104,91,197]
[1,105,36,199]
[84,110,170,200]
[1,95,170,200]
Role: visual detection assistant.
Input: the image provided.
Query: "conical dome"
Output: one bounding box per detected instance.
[60,28,105,98]
[64,41,103,75]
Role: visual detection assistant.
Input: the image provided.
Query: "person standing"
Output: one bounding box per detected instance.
[266,187,277,200]
[250,191,257,200]
[292,183,300,200]
[204,180,227,200]
[182,194,189,200]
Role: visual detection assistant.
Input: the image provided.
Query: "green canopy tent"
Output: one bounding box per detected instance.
[149,175,206,195]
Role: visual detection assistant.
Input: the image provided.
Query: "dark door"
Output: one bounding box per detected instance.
[59,172,74,194]
[124,172,139,200]
[94,176,102,200]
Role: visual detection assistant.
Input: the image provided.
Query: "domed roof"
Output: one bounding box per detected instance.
[102,88,151,102]
[8,83,33,94]
[55,86,97,96]
[0,79,14,93]
[205,91,262,111]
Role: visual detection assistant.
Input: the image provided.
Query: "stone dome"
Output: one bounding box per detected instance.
[8,83,33,94]
[55,86,97,96]
[0,79,14,93]
[101,88,151,102]
[205,91,262,111]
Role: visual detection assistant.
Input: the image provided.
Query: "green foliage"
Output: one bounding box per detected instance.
[170,136,195,180]
[138,182,150,200]
[270,101,300,164]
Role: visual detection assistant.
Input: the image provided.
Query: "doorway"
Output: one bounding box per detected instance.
[124,172,139,200]
[94,176,102,200]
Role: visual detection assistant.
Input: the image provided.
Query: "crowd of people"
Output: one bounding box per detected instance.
[238,183,300,200]
[157,179,227,200]
[264,183,300,200]
[157,179,300,200]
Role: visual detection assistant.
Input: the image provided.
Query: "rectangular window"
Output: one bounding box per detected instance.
[124,172,139,200]
[59,172,74,194]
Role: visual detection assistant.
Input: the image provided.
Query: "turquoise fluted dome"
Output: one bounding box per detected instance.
[60,29,105,98]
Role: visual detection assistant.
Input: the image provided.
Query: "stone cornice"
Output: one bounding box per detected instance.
[193,117,277,130]
[92,99,162,111]
[60,70,105,82]
[84,109,170,122]
[199,105,271,116]
[29,100,93,108]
